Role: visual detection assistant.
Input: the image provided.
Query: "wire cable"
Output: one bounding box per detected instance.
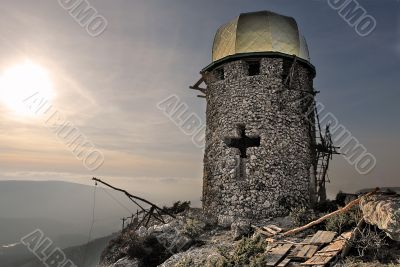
[100,186,135,215]
[82,182,97,265]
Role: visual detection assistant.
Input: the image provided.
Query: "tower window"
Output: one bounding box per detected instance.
[247,60,261,76]
[214,67,225,80]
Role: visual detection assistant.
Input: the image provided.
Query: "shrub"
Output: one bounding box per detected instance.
[325,212,349,234]
[163,201,191,214]
[353,225,389,261]
[343,225,400,265]
[100,233,129,264]
[182,218,205,239]
[335,191,347,207]
[217,235,267,267]
[127,234,172,267]
[290,206,317,227]
[314,199,338,213]
[176,257,195,267]
[324,207,361,234]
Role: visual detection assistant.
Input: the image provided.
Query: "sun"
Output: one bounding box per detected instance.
[0,60,54,116]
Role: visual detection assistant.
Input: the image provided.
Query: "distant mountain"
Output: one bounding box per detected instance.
[64,234,117,267]
[0,180,136,267]
[0,217,87,246]
[1,234,116,267]
[0,180,137,242]
[357,187,400,194]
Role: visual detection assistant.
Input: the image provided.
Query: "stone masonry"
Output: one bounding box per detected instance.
[202,56,316,224]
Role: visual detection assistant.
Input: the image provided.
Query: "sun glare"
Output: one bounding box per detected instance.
[0,60,54,116]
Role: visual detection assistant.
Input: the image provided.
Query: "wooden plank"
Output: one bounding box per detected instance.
[341,219,365,257]
[307,231,336,245]
[282,189,378,237]
[288,234,320,261]
[320,232,351,253]
[288,244,318,261]
[301,232,351,266]
[269,225,283,232]
[264,226,279,235]
[252,225,274,237]
[302,254,331,265]
[260,225,283,236]
[307,231,322,243]
[266,243,293,266]
[287,236,311,259]
[297,245,318,259]
[259,228,276,236]
[287,244,302,259]
[278,258,291,267]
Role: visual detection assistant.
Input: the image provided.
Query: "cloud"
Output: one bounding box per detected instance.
[0,0,398,204]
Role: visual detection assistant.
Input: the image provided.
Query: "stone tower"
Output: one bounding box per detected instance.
[197,11,317,224]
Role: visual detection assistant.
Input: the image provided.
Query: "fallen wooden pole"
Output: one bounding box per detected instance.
[341,218,365,258]
[281,188,379,237]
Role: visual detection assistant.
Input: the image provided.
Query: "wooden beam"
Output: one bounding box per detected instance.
[281,189,379,237]
[307,231,336,245]
[277,258,291,267]
[92,177,176,224]
[266,244,293,266]
[301,232,352,266]
[189,76,207,95]
[192,76,204,88]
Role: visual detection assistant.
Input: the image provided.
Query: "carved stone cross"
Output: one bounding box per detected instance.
[224,125,260,178]
[224,124,260,158]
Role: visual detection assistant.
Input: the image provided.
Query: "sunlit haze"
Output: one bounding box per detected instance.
[0,0,399,206]
[0,60,53,116]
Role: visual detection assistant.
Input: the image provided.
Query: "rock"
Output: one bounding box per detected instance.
[111,257,140,267]
[152,221,193,254]
[203,215,218,226]
[136,226,147,237]
[360,194,400,241]
[147,225,155,235]
[217,215,234,228]
[154,223,172,233]
[231,219,252,240]
[159,246,224,267]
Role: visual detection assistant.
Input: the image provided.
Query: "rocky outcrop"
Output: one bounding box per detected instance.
[360,193,400,241]
[231,219,252,240]
[110,257,139,267]
[98,211,208,267]
[159,246,225,267]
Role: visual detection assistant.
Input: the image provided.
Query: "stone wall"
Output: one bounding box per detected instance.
[202,57,316,223]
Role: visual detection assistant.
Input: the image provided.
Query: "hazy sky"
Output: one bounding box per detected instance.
[0,0,399,206]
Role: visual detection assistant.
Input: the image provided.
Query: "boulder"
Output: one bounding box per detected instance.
[217,215,234,228]
[111,257,140,267]
[360,194,400,241]
[136,226,147,237]
[231,219,252,240]
[154,225,193,253]
[159,246,224,267]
